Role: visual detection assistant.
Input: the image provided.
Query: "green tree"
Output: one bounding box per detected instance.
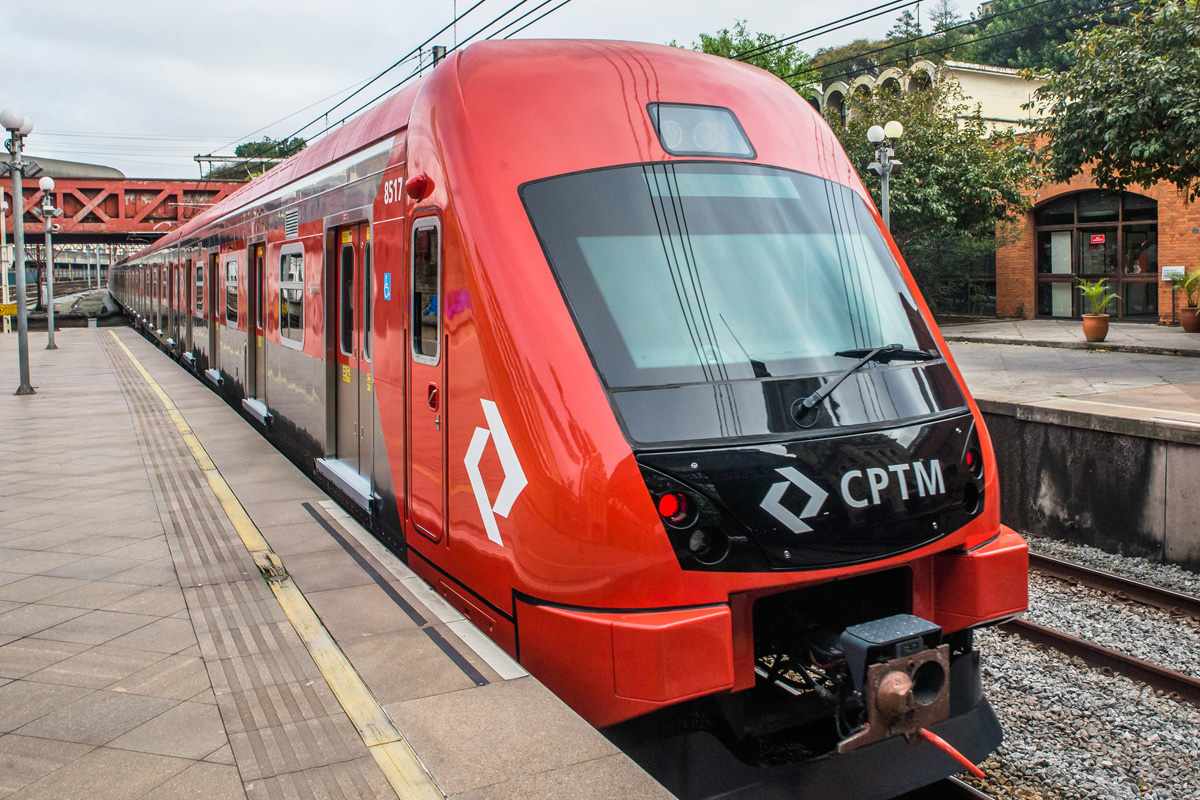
[208,136,306,180]
[685,20,813,91]
[1032,0,1200,199]
[832,82,1043,313]
[960,0,1132,69]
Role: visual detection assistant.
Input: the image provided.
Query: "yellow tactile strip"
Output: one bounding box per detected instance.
[107,330,443,800]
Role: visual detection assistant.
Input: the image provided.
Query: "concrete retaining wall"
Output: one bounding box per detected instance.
[981,400,1200,568]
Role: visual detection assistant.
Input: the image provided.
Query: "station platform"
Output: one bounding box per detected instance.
[0,328,669,800]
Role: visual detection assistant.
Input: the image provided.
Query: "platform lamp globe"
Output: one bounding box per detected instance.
[1,108,36,394]
[38,176,63,350]
[867,120,903,231]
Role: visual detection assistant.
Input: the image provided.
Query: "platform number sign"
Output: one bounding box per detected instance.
[383,272,392,301]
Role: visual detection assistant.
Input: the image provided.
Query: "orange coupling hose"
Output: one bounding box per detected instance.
[917,728,986,780]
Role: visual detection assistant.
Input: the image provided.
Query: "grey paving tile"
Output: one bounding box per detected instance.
[306,584,421,642]
[10,745,192,800]
[226,711,366,780]
[107,617,197,655]
[106,560,180,587]
[242,755,394,800]
[0,572,25,588]
[38,580,145,611]
[43,555,146,582]
[16,688,179,745]
[108,700,227,760]
[47,535,146,557]
[451,754,673,800]
[104,538,171,562]
[0,576,90,603]
[0,603,89,638]
[202,742,235,765]
[0,599,20,615]
[26,644,165,689]
[109,654,212,701]
[104,585,187,616]
[0,639,92,679]
[282,551,374,594]
[0,680,92,733]
[257,522,343,557]
[141,761,247,800]
[385,678,617,795]
[196,620,302,661]
[0,733,94,797]
[31,609,159,646]
[343,628,478,705]
[2,529,90,551]
[2,551,83,576]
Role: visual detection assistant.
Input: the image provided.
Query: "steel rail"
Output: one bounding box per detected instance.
[900,777,993,799]
[1029,552,1200,618]
[1000,617,1200,706]
[944,777,993,799]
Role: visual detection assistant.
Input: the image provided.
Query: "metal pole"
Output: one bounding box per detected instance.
[42,200,57,350]
[8,133,34,394]
[880,164,890,231]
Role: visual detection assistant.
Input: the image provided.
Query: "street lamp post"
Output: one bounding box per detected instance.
[1,109,36,394]
[39,176,62,350]
[867,120,904,232]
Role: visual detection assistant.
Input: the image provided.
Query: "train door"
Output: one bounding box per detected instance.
[407,217,443,542]
[247,243,266,400]
[184,261,193,352]
[208,252,220,372]
[333,224,373,473]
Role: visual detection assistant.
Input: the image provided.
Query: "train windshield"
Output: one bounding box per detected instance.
[521,162,938,389]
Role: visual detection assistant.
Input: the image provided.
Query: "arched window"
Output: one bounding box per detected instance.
[825,91,845,126]
[1034,190,1158,320]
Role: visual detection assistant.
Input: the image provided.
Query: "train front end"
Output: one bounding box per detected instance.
[436,41,1029,799]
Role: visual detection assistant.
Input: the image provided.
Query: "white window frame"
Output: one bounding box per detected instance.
[224,257,239,328]
[410,217,442,366]
[279,243,305,351]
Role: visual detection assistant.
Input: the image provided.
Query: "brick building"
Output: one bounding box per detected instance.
[996,168,1198,324]
[815,60,1200,324]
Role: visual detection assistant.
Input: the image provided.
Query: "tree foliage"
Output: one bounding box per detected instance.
[208,136,306,180]
[687,20,812,91]
[959,0,1132,69]
[1032,0,1200,199]
[832,82,1043,312]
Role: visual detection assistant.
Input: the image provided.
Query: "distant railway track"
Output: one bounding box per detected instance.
[1000,552,1200,706]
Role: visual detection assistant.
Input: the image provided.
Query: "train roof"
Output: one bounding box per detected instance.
[126,39,859,264]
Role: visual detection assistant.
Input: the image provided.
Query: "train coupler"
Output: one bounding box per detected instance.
[836,614,950,753]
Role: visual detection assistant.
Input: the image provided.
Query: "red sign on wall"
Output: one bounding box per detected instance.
[1089,233,1107,245]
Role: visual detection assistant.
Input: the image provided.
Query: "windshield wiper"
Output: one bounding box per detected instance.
[797,343,937,413]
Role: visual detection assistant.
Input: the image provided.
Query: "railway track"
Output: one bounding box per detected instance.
[1001,551,1200,706]
[899,777,993,799]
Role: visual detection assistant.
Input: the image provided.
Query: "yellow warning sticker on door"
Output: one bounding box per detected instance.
[341,364,352,383]
[366,373,373,393]
[341,230,353,244]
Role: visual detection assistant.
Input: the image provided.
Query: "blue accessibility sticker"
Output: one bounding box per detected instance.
[383,272,392,301]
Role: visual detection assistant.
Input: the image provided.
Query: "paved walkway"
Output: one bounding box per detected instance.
[0,329,666,800]
[943,318,1200,357]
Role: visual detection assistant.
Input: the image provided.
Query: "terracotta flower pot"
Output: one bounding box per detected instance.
[1082,314,1110,343]
[1181,306,1200,333]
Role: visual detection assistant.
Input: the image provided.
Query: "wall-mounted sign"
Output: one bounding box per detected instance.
[383,272,392,301]
[1162,265,1186,282]
[1089,233,1106,245]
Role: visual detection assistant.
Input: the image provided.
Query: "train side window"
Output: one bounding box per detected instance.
[363,240,372,361]
[195,264,204,314]
[339,243,355,355]
[411,220,440,363]
[225,258,238,325]
[279,248,305,348]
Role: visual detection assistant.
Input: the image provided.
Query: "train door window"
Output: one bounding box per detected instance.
[225,258,238,325]
[195,263,204,315]
[339,239,355,355]
[280,248,305,348]
[363,236,372,360]
[254,245,266,329]
[411,220,440,363]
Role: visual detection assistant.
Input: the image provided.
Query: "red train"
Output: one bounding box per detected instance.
[112,40,1028,798]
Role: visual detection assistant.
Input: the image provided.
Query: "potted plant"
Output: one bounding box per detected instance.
[1171,271,1200,333]
[1076,278,1119,342]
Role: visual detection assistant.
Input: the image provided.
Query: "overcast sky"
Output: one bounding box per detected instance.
[3,0,976,178]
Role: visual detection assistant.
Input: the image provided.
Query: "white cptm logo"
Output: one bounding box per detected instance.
[464,399,527,546]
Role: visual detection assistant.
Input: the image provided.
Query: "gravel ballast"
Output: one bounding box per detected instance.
[966,628,1200,800]
[1029,536,1200,599]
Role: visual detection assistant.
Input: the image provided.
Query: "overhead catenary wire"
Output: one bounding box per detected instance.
[733,0,920,62]
[303,0,574,144]
[807,0,1138,86]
